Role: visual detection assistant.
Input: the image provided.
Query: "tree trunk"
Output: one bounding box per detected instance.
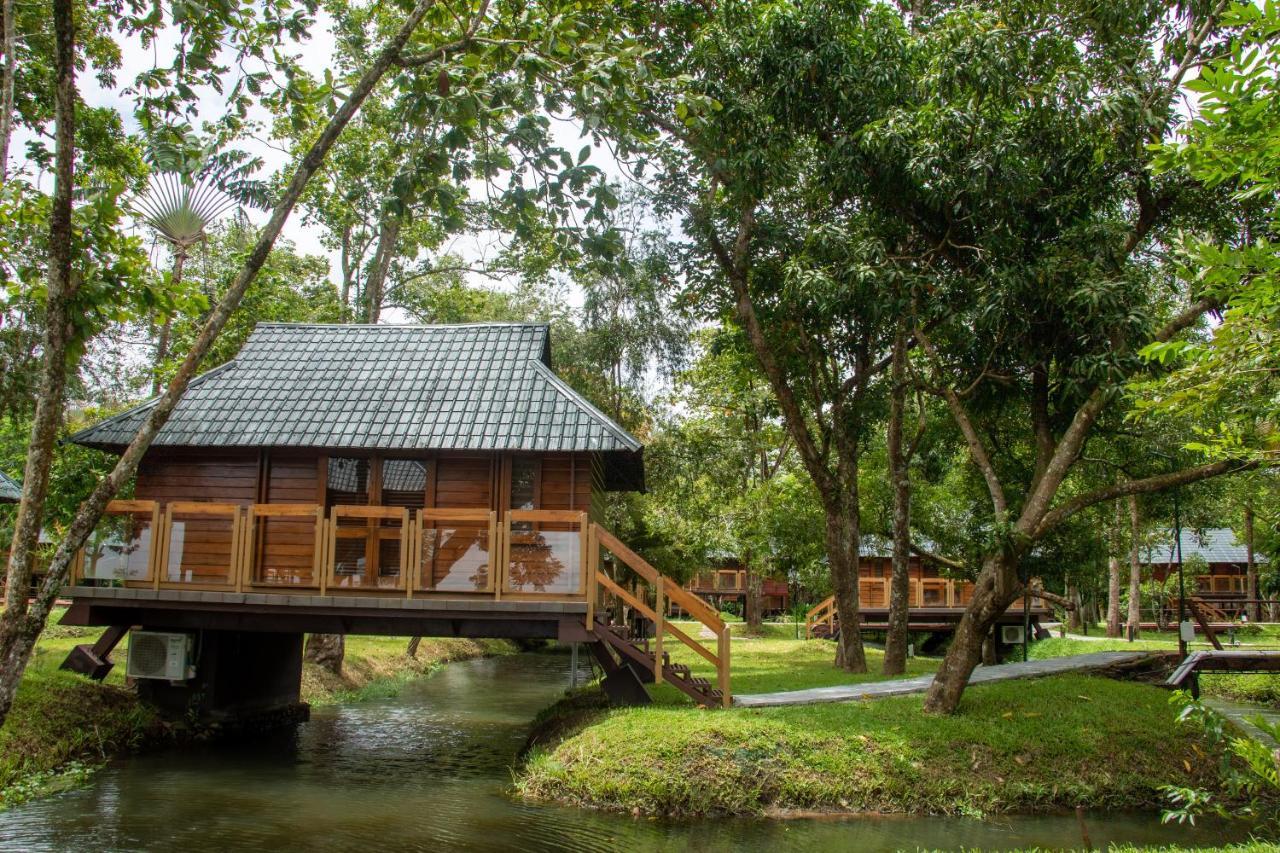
[1245,504,1259,623]
[826,503,867,673]
[0,0,16,181]
[1066,580,1082,633]
[1152,575,1169,631]
[406,636,422,658]
[304,633,345,675]
[1127,494,1142,638]
[364,213,400,323]
[0,0,440,729]
[0,0,76,724]
[883,324,911,676]
[923,552,1023,714]
[151,249,186,396]
[2,0,75,620]
[1106,556,1122,638]
[339,223,355,321]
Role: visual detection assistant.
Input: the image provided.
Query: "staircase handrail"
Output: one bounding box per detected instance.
[592,522,731,708]
[806,595,836,639]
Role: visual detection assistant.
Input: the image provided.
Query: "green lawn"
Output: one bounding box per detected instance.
[0,612,159,807]
[655,626,935,700]
[519,670,1226,817]
[518,628,1249,818]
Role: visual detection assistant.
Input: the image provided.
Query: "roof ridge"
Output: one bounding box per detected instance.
[253,322,551,330]
[528,360,642,452]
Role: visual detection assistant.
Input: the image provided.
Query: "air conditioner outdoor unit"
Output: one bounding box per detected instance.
[1000,624,1026,645]
[126,631,194,681]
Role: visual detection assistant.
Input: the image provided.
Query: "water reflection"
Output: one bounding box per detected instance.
[0,654,1254,852]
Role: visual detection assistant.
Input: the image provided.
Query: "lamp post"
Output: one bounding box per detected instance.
[1174,485,1188,658]
[1151,449,1191,660]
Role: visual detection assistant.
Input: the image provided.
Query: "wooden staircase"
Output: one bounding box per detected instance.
[585,524,731,708]
[591,618,725,707]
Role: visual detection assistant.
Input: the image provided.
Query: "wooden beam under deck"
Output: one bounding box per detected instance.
[62,586,590,641]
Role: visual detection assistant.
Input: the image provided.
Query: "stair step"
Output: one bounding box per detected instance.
[690,677,711,690]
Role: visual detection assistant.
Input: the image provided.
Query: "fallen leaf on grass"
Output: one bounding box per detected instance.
[1076,695,1092,701]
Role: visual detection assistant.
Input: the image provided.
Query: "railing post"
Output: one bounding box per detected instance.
[233,506,246,593]
[654,576,664,684]
[496,514,510,601]
[718,627,731,708]
[585,524,598,631]
[320,512,332,596]
[407,510,418,600]
[154,504,170,591]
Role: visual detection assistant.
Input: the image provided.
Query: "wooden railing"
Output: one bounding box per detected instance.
[805,579,1046,639]
[71,500,592,603]
[590,524,731,708]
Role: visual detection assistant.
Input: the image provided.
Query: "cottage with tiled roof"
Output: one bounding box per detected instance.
[1142,527,1267,599]
[70,323,644,593]
[62,323,734,714]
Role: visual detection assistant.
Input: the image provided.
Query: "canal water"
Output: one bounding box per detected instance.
[0,653,1256,851]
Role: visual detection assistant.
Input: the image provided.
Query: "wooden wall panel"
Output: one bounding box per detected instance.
[136,450,259,504]
[260,451,321,585]
[539,453,591,514]
[434,456,492,508]
[267,451,320,504]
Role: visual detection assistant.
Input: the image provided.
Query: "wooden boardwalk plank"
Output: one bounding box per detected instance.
[733,651,1153,708]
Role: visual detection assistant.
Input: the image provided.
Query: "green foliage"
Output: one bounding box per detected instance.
[1162,692,1280,830]
[160,218,341,381]
[1135,2,1280,461]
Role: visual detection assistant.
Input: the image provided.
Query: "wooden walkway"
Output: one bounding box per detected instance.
[733,651,1153,708]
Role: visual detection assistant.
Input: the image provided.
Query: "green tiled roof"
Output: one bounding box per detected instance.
[70,324,643,460]
[0,470,21,503]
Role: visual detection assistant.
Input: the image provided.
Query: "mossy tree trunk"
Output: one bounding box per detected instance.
[883,324,912,676]
[1127,495,1142,638]
[305,633,345,675]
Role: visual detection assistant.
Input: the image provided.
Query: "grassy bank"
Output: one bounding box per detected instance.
[302,635,515,704]
[518,634,1235,818]
[0,620,163,808]
[1029,635,1280,707]
[1,615,515,808]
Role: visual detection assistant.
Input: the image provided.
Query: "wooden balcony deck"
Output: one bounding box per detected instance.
[62,500,734,706]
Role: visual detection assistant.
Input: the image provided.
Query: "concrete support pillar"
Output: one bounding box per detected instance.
[136,629,308,730]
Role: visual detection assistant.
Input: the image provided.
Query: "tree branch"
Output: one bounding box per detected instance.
[910,542,967,572]
[915,319,1008,516]
[1034,459,1258,538]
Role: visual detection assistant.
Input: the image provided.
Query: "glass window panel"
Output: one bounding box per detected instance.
[510,457,538,511]
[421,525,490,591]
[83,514,152,581]
[165,512,235,585]
[326,457,370,508]
[506,526,580,594]
[256,516,315,586]
[382,459,427,509]
[333,535,366,583]
[376,536,402,585]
